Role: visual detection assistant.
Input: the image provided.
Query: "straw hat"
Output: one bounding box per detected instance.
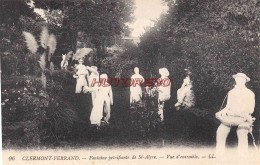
[232,73,250,82]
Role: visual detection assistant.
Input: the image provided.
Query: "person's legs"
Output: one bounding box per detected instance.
[158,100,164,121]
[237,127,249,155]
[216,124,231,155]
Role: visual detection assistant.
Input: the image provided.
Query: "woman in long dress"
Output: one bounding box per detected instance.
[73,58,88,93]
[130,67,144,104]
[85,73,113,126]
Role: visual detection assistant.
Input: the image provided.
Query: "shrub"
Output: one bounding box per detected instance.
[2,78,80,148]
[123,95,163,139]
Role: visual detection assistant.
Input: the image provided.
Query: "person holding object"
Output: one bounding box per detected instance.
[73,58,89,93]
[215,73,255,155]
[157,68,171,121]
[175,69,195,110]
[130,67,144,104]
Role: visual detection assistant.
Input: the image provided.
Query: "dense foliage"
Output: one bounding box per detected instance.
[126,95,163,139]
[2,77,80,148]
[100,41,140,78]
[1,0,260,148]
[34,0,135,57]
[139,0,260,110]
[1,0,135,76]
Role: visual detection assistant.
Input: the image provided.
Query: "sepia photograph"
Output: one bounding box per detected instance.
[1,0,260,164]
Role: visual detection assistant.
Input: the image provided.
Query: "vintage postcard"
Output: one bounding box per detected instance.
[1,0,259,164]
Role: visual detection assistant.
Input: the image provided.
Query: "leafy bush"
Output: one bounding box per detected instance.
[45,69,74,90]
[123,95,163,139]
[2,78,80,148]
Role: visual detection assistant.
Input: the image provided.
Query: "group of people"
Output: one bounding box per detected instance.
[73,58,113,126]
[73,58,189,126]
[72,57,197,124]
[130,67,196,121]
[130,67,172,121]
[73,57,196,125]
[72,58,256,154]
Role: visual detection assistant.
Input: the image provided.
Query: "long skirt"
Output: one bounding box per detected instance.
[130,86,142,103]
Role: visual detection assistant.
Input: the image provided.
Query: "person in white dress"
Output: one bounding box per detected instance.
[85,74,113,126]
[157,68,171,121]
[130,67,144,104]
[73,58,88,93]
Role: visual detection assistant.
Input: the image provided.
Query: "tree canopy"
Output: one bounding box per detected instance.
[34,0,135,56]
[139,0,260,110]
[1,0,135,76]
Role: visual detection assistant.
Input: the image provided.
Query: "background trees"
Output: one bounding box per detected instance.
[1,0,135,76]
[34,0,135,59]
[1,0,260,148]
[0,0,44,76]
[139,0,260,111]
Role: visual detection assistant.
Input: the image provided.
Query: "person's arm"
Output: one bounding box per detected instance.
[215,92,230,118]
[141,76,145,85]
[84,86,99,93]
[86,66,98,75]
[247,92,255,115]
[220,92,231,113]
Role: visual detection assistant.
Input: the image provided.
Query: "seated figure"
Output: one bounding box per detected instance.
[215,73,255,155]
[175,73,195,110]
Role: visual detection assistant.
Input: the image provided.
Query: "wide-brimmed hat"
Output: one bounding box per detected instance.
[159,68,169,77]
[232,73,250,82]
